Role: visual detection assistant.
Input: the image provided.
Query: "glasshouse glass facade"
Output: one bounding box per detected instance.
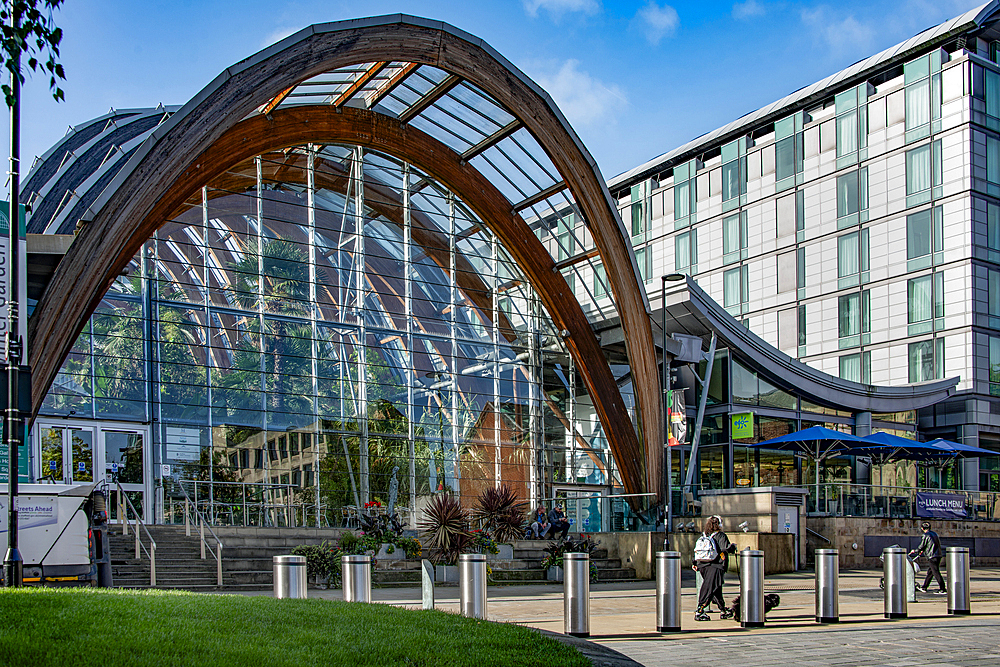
[35,144,620,526]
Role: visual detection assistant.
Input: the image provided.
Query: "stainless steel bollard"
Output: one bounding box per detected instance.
[814,549,839,623]
[656,551,681,632]
[459,553,488,619]
[883,547,907,619]
[342,554,371,603]
[946,547,971,615]
[739,549,765,628]
[273,555,308,599]
[563,552,590,637]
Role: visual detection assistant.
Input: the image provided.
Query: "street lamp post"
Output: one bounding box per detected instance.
[4,1,24,588]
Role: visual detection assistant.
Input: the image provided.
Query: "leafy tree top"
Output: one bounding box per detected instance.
[1,0,66,106]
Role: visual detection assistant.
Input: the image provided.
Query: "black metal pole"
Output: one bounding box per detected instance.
[4,0,24,588]
[661,276,671,543]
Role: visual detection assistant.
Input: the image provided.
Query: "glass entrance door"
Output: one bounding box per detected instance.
[103,430,147,522]
[39,426,95,484]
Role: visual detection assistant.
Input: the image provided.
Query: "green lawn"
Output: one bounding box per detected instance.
[0,588,588,667]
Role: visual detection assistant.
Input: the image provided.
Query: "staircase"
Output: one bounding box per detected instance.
[109,527,637,591]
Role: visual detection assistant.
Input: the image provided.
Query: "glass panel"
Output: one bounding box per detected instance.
[723,214,741,255]
[987,68,1000,119]
[837,111,858,157]
[71,429,93,483]
[908,276,932,324]
[905,78,930,130]
[837,172,859,218]
[989,203,1000,252]
[840,354,861,382]
[674,180,691,219]
[838,233,859,278]
[839,293,859,338]
[775,136,796,182]
[722,160,741,201]
[41,428,65,483]
[989,137,1000,186]
[723,267,742,307]
[990,270,1000,317]
[106,431,144,485]
[906,145,931,194]
[907,210,932,259]
[908,340,935,383]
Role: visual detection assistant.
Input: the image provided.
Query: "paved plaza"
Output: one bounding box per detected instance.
[243,567,1000,666]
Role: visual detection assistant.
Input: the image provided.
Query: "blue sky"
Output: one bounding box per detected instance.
[1,0,984,197]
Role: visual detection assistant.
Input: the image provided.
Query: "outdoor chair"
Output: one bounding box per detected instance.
[683,491,703,515]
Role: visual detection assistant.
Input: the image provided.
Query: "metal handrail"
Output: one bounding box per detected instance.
[115,480,157,586]
[176,482,224,586]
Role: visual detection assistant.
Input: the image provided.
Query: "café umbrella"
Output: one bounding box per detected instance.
[848,431,954,465]
[746,425,871,492]
[923,438,996,457]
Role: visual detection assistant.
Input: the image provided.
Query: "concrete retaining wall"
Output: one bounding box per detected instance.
[598,531,795,577]
[807,517,1000,568]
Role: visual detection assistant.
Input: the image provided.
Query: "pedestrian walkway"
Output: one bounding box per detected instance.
[240,567,1000,666]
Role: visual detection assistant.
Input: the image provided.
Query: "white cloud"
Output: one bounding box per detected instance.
[261,26,303,49]
[634,2,679,46]
[732,0,765,20]
[527,59,628,128]
[801,6,875,56]
[522,0,600,18]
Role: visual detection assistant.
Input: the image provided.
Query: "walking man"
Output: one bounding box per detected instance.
[910,521,946,594]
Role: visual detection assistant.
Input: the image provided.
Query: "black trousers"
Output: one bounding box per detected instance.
[551,520,570,539]
[697,563,726,610]
[923,556,945,590]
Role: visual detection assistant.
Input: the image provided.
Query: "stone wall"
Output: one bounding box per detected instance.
[807,517,1000,568]
[670,532,795,574]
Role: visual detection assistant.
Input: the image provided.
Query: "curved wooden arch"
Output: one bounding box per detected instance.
[31,106,648,498]
[29,18,660,499]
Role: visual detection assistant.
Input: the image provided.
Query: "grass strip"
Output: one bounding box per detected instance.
[0,588,588,667]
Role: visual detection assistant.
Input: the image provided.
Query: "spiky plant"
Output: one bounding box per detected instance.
[471,484,529,544]
[418,493,471,565]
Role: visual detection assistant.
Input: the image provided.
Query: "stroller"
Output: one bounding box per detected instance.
[878,544,919,589]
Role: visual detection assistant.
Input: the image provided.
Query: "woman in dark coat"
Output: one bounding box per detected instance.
[693,515,736,621]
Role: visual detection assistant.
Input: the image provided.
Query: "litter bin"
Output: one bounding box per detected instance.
[343,554,371,603]
[739,549,765,628]
[273,555,308,599]
[459,553,487,619]
[814,549,839,623]
[656,551,681,632]
[883,547,907,619]
[946,547,971,615]
[564,552,590,637]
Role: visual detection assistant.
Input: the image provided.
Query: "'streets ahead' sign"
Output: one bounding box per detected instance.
[916,491,967,519]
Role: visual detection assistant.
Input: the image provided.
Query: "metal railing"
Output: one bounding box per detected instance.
[797,483,1000,520]
[176,483,224,587]
[116,480,156,586]
[168,479,315,528]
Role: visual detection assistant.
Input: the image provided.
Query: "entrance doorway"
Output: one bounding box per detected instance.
[35,421,151,522]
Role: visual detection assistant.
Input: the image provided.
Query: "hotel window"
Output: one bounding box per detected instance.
[906,206,943,271]
[723,265,749,315]
[835,84,870,169]
[673,159,698,229]
[721,137,748,212]
[796,247,806,297]
[839,351,871,384]
[989,202,1000,264]
[908,338,944,383]
[990,336,1000,396]
[722,211,748,265]
[630,183,646,241]
[594,262,607,298]
[984,65,1000,131]
[635,246,651,283]
[905,140,942,207]
[556,212,575,261]
[675,228,698,274]
[907,272,944,336]
[837,169,869,228]
[904,50,944,143]
[837,229,869,288]
[838,289,870,349]
[988,135,1000,198]
[797,304,807,355]
[989,268,1000,328]
[775,111,806,192]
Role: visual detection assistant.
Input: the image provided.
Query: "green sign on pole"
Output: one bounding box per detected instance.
[731,412,754,439]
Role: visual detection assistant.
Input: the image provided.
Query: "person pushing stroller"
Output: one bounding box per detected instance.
[692,515,737,621]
